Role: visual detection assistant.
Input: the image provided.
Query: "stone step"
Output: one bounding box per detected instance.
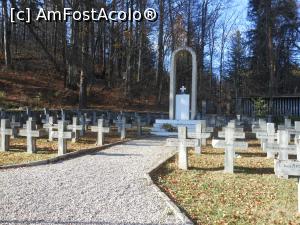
[151,131,178,137]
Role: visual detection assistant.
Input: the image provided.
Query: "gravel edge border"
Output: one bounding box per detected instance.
[144,150,195,225]
[0,140,131,170]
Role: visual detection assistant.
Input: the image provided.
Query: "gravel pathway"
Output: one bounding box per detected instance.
[0,137,185,225]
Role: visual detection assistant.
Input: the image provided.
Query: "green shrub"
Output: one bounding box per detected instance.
[253,98,268,118]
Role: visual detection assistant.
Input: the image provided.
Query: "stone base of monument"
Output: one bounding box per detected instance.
[151,119,200,136]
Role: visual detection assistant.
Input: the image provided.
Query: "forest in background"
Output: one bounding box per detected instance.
[0,0,299,113]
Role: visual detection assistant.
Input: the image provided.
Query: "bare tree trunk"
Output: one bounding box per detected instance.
[68,0,79,89]
[137,0,146,82]
[266,0,275,99]
[186,0,192,46]
[157,0,164,103]
[199,0,208,75]
[2,0,12,69]
[108,0,116,88]
[125,0,133,97]
[167,0,175,51]
[0,6,3,50]
[79,3,90,109]
[61,0,67,88]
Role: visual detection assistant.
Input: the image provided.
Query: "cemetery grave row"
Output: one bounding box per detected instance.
[0,110,150,166]
[0,107,168,127]
[166,116,300,214]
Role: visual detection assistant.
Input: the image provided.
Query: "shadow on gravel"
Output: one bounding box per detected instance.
[94,152,142,157]
[0,220,176,225]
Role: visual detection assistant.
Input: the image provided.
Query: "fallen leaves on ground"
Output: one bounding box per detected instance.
[152,137,300,225]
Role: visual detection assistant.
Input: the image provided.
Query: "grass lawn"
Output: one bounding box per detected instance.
[0,127,143,166]
[152,137,300,225]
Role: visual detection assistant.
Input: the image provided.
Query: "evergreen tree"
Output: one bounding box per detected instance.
[227,30,248,112]
[248,0,299,95]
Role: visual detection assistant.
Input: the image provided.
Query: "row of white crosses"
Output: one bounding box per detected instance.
[0,117,111,156]
[268,131,300,213]
[0,118,73,156]
[274,138,300,213]
[253,119,300,213]
[254,120,300,159]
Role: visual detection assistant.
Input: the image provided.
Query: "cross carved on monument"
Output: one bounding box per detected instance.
[180,86,187,94]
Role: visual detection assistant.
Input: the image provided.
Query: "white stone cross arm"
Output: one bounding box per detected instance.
[263,143,296,154]
[43,123,58,129]
[275,160,300,177]
[212,139,248,150]
[180,86,187,94]
[188,132,211,139]
[166,138,200,148]
[67,124,83,131]
[0,127,13,136]
[114,119,132,127]
[91,126,110,133]
[222,127,244,133]
[19,129,46,138]
[218,131,245,139]
[52,131,73,139]
[252,128,267,133]
[274,159,300,213]
[256,132,277,139]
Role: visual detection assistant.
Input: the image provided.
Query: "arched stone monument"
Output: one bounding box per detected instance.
[169,47,198,120]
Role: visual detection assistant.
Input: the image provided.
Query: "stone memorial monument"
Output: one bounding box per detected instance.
[152,47,201,136]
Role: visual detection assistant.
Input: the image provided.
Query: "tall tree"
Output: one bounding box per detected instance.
[227,30,248,113]
[248,0,299,95]
[2,0,12,68]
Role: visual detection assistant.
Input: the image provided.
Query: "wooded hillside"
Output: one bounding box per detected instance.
[0,0,299,113]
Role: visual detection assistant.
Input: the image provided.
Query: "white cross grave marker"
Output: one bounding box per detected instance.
[91,119,110,146]
[212,127,248,173]
[41,108,50,124]
[79,114,87,136]
[252,119,267,133]
[199,120,214,146]
[283,121,300,142]
[10,115,21,139]
[115,117,131,140]
[263,130,296,162]
[67,117,83,143]
[135,116,146,136]
[257,123,278,158]
[19,120,45,154]
[278,118,292,130]
[0,119,12,152]
[43,117,57,141]
[188,123,211,155]
[274,137,300,213]
[52,121,73,156]
[166,126,200,170]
